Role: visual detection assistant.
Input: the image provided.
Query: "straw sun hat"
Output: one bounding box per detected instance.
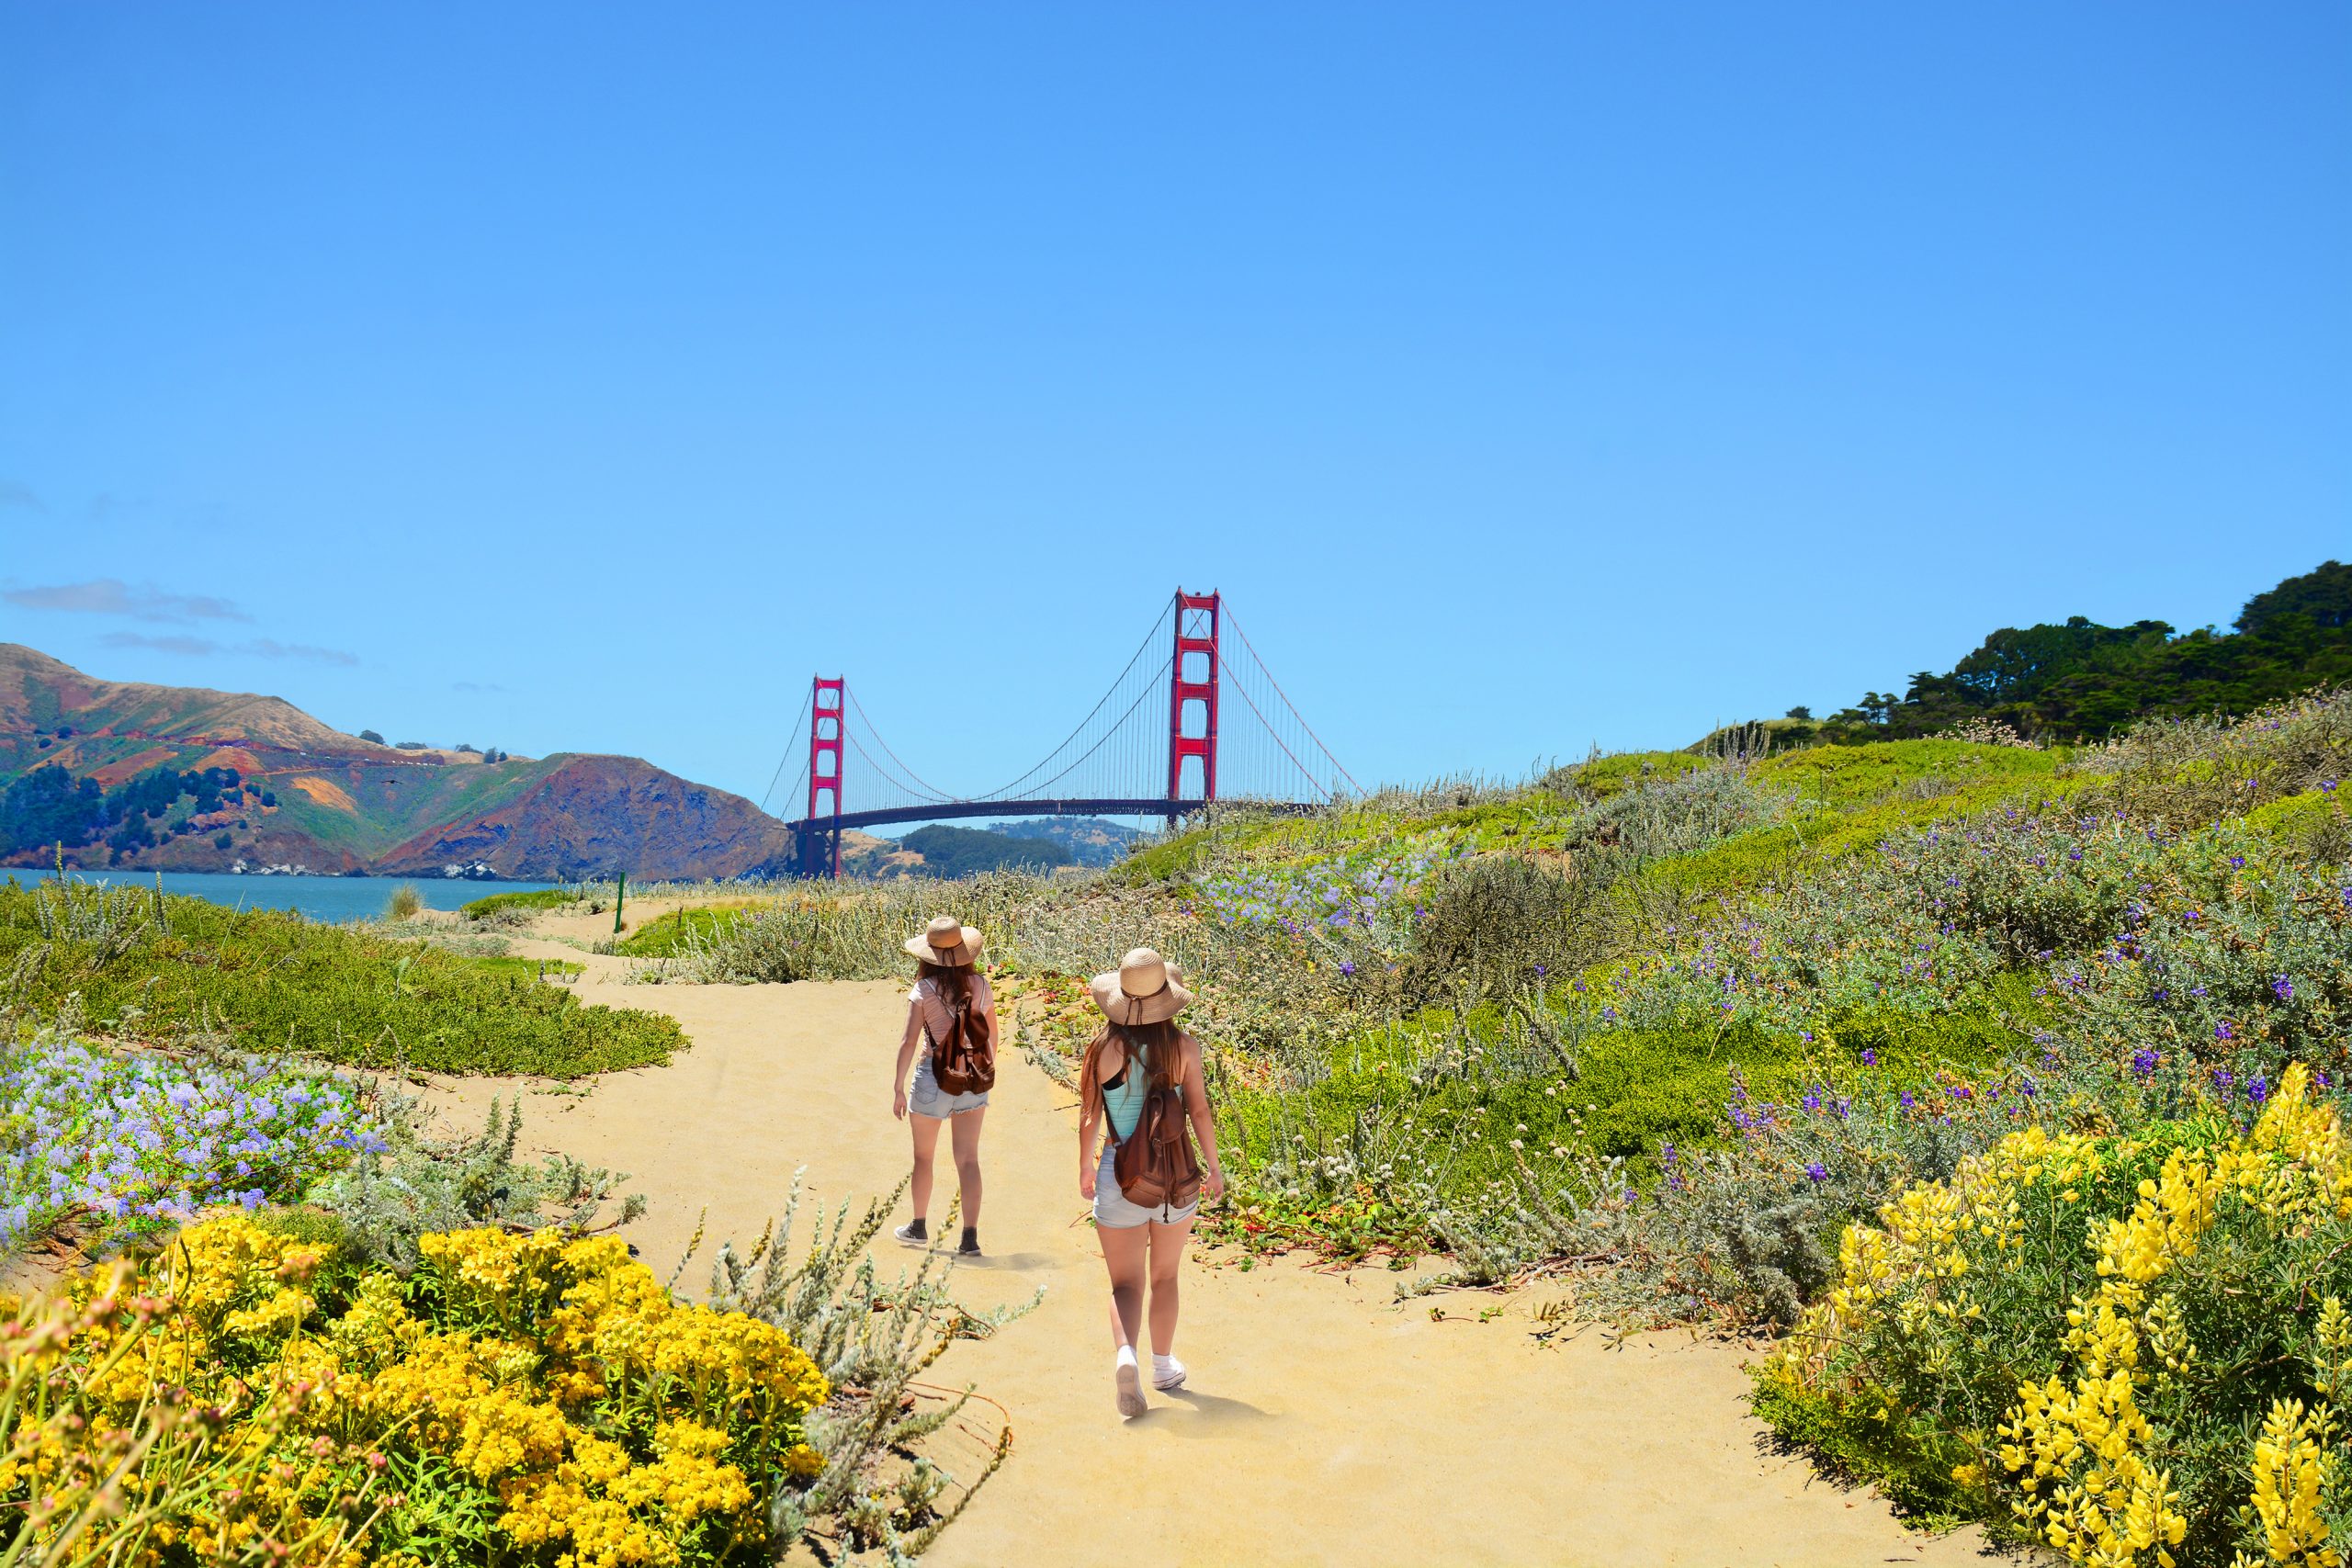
[903,914,984,966]
[1089,947,1193,1026]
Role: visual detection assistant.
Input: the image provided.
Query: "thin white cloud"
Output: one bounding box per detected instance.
[0,481,41,513]
[101,631,359,667]
[6,577,251,624]
[102,632,222,657]
[243,638,360,667]
[452,680,507,693]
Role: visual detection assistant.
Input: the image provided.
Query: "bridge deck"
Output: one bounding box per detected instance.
[784,797,1211,833]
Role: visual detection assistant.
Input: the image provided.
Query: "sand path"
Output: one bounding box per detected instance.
[434,946,1999,1568]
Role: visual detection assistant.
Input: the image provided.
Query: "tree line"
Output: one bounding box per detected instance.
[1783,559,2350,743]
[0,763,260,859]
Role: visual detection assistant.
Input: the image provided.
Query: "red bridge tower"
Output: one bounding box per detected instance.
[797,676,844,878]
[1166,590,1219,824]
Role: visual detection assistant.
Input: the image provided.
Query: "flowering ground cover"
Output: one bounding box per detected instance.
[0,1029,386,1253]
[0,1214,831,1564]
[1,1182,1021,1564]
[1190,839,1450,952]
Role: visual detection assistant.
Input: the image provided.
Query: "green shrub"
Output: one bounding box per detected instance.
[1551,750,1708,800]
[386,882,424,919]
[669,875,1045,985]
[1406,854,1587,997]
[458,886,581,919]
[0,877,680,1077]
[1755,1067,2352,1562]
[308,1095,643,1273]
[2246,785,2352,862]
[613,907,747,957]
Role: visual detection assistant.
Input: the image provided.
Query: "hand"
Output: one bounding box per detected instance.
[1203,1167,1226,1201]
[892,1087,908,1122]
[1079,1164,1097,1201]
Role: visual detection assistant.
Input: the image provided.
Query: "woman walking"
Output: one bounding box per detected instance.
[892,914,999,1257]
[1077,946,1225,1417]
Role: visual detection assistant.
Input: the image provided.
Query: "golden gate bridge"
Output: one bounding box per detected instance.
[763,591,1359,877]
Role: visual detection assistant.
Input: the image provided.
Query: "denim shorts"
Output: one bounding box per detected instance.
[908,1053,989,1118]
[1091,1145,1200,1229]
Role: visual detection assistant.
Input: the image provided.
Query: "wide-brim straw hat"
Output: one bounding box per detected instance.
[903,914,984,966]
[1089,946,1193,1025]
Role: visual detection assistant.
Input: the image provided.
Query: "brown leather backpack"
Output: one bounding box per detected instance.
[926,981,996,1095]
[1111,1045,1202,1211]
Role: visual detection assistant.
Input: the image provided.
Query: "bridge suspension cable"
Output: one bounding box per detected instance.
[1223,603,1363,797]
[845,687,956,804]
[759,682,814,816]
[968,597,1175,803]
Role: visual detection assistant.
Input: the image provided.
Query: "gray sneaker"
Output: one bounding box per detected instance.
[892,1222,928,1247]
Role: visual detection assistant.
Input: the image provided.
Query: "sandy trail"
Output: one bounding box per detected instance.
[434,946,1996,1568]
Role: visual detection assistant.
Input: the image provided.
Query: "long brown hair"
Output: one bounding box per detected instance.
[916,959,975,1014]
[1078,1018,1179,1112]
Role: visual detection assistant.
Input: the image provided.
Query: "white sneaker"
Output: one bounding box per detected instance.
[1151,1355,1188,1392]
[1114,1357,1147,1417]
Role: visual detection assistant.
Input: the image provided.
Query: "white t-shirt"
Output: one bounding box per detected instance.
[909,973,992,1059]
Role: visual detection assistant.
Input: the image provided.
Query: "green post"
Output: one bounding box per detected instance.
[613,872,626,935]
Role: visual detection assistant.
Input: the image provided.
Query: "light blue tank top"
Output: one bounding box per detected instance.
[1102,1054,1153,1140]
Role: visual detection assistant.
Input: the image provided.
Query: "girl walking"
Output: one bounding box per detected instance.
[892,915,999,1257]
[1077,946,1225,1417]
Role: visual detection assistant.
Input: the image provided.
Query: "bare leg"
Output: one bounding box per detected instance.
[1099,1221,1150,1416]
[907,1112,944,1225]
[1146,1216,1193,1357]
[949,1105,986,1233]
[1100,1223,1148,1349]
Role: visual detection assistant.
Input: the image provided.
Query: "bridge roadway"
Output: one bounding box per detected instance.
[786,796,1213,833]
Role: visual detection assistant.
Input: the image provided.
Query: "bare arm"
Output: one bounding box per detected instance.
[891,998,922,1121]
[1182,1034,1225,1200]
[1076,1043,1107,1199]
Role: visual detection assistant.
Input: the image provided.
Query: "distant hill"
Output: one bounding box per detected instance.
[836,817,1145,878]
[899,824,1072,877]
[1755,560,2352,745]
[974,816,1144,868]
[0,644,794,880]
[831,829,919,878]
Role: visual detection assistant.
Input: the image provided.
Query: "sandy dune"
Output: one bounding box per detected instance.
[432,945,1999,1568]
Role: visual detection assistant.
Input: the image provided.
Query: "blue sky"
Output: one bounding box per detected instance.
[2,3,2346,812]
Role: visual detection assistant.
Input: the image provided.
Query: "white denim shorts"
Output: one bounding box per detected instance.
[1091,1145,1199,1229]
[909,1053,989,1118]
